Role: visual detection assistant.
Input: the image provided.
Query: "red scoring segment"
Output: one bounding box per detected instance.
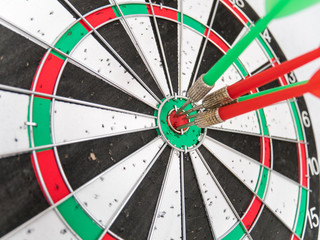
[298,143,308,187]
[242,197,263,230]
[84,7,117,28]
[101,233,117,240]
[147,5,178,20]
[32,53,64,96]
[204,28,230,53]
[31,149,70,204]
[242,137,271,230]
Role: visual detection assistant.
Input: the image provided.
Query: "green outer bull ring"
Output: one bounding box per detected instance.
[155,96,206,152]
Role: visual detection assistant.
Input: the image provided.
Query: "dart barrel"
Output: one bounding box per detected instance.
[194,108,223,128]
[187,74,213,102]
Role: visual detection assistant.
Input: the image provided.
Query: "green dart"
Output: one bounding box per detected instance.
[175,0,320,115]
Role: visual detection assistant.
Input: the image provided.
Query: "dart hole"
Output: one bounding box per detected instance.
[167,109,189,135]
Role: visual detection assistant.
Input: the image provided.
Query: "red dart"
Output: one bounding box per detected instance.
[227,46,320,99]
[219,68,320,121]
[178,68,320,129]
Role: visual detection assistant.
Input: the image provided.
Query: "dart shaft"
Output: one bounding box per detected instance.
[203,0,288,86]
[176,74,213,115]
[227,46,320,99]
[219,82,309,121]
[175,100,190,115]
[238,81,307,102]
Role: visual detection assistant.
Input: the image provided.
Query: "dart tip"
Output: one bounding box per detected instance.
[180,105,203,116]
[176,121,195,130]
[186,113,198,119]
[175,100,191,116]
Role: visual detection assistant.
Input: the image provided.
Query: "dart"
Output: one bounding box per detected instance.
[182,46,320,115]
[176,0,320,115]
[178,68,320,129]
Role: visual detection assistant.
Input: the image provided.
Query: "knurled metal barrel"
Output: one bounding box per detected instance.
[202,86,236,109]
[194,108,223,128]
[187,74,213,102]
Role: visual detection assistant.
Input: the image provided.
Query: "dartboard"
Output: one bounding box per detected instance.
[0,0,320,239]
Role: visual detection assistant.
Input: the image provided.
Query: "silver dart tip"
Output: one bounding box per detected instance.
[180,105,203,116]
[176,121,195,130]
[186,113,200,119]
[175,100,191,115]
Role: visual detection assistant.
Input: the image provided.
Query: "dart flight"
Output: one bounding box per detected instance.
[266,0,320,18]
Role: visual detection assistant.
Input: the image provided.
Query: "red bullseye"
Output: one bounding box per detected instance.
[167,109,190,134]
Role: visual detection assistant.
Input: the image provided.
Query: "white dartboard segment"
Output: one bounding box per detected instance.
[0,0,75,45]
[180,27,204,96]
[122,16,170,97]
[148,149,182,240]
[183,0,214,24]
[111,0,170,97]
[4,210,77,240]
[202,137,261,192]
[53,100,155,144]
[190,150,238,239]
[239,40,269,74]
[0,90,30,157]
[70,35,158,108]
[75,137,165,228]
[264,172,300,230]
[179,0,215,95]
[263,102,297,140]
